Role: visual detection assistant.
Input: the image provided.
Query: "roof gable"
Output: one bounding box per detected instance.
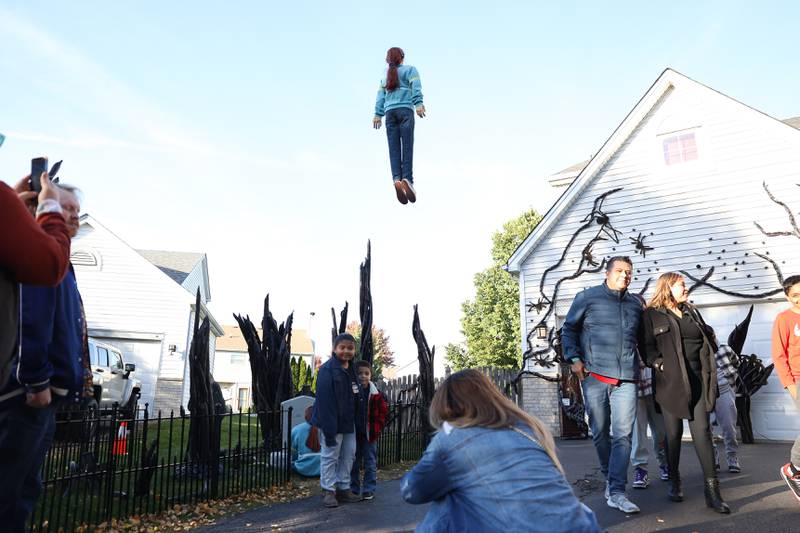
[507,68,800,272]
[137,250,204,284]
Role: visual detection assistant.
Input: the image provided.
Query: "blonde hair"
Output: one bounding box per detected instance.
[429,369,563,473]
[647,272,684,309]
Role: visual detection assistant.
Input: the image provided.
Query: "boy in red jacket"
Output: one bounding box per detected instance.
[771,275,800,503]
[350,361,388,500]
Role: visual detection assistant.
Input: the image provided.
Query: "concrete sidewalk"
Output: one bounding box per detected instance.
[197,439,798,532]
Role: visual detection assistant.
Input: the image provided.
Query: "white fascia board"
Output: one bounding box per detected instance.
[507,69,679,273]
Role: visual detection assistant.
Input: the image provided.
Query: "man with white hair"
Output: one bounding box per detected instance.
[0,182,86,533]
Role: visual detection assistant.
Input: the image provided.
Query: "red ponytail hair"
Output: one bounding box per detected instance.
[385,47,404,92]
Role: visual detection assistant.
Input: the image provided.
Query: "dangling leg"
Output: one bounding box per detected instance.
[385,109,406,204]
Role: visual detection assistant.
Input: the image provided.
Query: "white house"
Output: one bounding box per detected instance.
[507,68,800,441]
[72,215,224,414]
[214,325,316,411]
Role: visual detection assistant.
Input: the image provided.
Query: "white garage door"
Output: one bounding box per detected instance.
[94,337,162,416]
[701,302,798,441]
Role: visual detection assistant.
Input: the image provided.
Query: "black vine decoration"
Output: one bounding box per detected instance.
[754,182,800,239]
[520,188,624,374]
[682,266,782,299]
[629,232,653,258]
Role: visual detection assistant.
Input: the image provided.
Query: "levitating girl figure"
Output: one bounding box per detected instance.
[373,47,425,205]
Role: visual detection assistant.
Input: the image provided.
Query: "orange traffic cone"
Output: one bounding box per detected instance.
[113,421,129,455]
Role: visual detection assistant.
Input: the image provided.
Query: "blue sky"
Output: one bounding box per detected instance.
[2,1,799,374]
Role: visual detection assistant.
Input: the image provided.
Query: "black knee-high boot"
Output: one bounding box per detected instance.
[668,470,683,502]
[704,478,730,514]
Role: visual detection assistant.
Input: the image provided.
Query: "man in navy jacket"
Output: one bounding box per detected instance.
[562,256,644,515]
[0,184,85,533]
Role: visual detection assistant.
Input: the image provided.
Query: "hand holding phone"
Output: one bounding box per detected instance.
[29,158,61,193]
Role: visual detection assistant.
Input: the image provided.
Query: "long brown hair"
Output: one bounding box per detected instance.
[304,405,320,452]
[385,47,405,92]
[429,369,563,473]
[647,272,684,309]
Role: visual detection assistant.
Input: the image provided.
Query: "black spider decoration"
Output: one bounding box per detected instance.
[526,297,550,313]
[629,232,653,258]
[580,191,622,243]
[581,239,604,267]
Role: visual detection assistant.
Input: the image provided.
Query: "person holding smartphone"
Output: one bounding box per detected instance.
[1,170,71,390]
[0,179,85,533]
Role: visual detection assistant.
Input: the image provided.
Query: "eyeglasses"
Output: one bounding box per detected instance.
[0,133,5,148]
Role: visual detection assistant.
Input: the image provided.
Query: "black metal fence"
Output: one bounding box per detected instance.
[31,400,428,532]
[377,401,429,468]
[31,405,294,533]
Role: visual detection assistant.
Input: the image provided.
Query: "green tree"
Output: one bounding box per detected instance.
[291,356,314,395]
[346,322,395,381]
[448,208,542,370]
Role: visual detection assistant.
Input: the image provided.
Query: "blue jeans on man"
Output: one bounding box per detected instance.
[385,107,415,182]
[350,439,378,495]
[0,401,59,533]
[581,376,638,495]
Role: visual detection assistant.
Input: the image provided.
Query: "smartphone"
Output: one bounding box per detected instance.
[30,157,48,193]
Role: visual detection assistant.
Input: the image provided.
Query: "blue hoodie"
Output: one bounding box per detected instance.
[374,64,424,117]
[0,266,84,406]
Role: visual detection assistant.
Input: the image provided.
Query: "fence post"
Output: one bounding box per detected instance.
[285,407,293,483]
[394,399,403,463]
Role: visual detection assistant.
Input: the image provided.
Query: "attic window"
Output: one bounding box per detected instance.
[70,249,101,269]
[662,133,698,165]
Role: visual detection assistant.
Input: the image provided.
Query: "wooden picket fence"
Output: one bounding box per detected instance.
[378,367,519,405]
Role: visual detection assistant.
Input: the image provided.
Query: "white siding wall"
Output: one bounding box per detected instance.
[520,80,800,439]
[73,220,197,412]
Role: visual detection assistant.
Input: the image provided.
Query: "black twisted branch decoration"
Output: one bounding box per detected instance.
[681,266,782,299]
[753,181,800,239]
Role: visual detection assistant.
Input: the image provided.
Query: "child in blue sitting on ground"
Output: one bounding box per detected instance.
[349,361,388,500]
[291,405,321,477]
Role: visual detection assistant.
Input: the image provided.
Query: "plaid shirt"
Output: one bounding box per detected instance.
[715,344,739,392]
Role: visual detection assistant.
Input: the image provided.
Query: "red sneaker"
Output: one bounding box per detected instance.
[780,463,800,503]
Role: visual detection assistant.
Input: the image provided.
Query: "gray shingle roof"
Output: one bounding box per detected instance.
[783,116,800,129]
[137,250,204,285]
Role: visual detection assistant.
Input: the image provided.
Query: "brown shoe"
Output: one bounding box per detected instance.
[394,180,408,204]
[336,489,362,503]
[401,179,416,203]
[323,490,338,508]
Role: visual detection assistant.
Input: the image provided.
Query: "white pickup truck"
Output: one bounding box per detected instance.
[89,338,142,417]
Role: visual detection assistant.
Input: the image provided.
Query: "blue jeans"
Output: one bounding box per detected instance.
[581,376,637,495]
[319,432,356,492]
[385,107,415,182]
[350,438,378,494]
[0,402,59,533]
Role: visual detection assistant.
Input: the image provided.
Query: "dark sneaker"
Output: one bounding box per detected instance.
[323,490,338,508]
[780,463,800,503]
[659,464,670,481]
[727,456,741,473]
[632,467,649,489]
[394,180,408,204]
[401,179,416,203]
[362,492,374,500]
[336,490,362,503]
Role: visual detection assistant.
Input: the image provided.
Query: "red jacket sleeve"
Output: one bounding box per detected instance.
[0,183,70,285]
